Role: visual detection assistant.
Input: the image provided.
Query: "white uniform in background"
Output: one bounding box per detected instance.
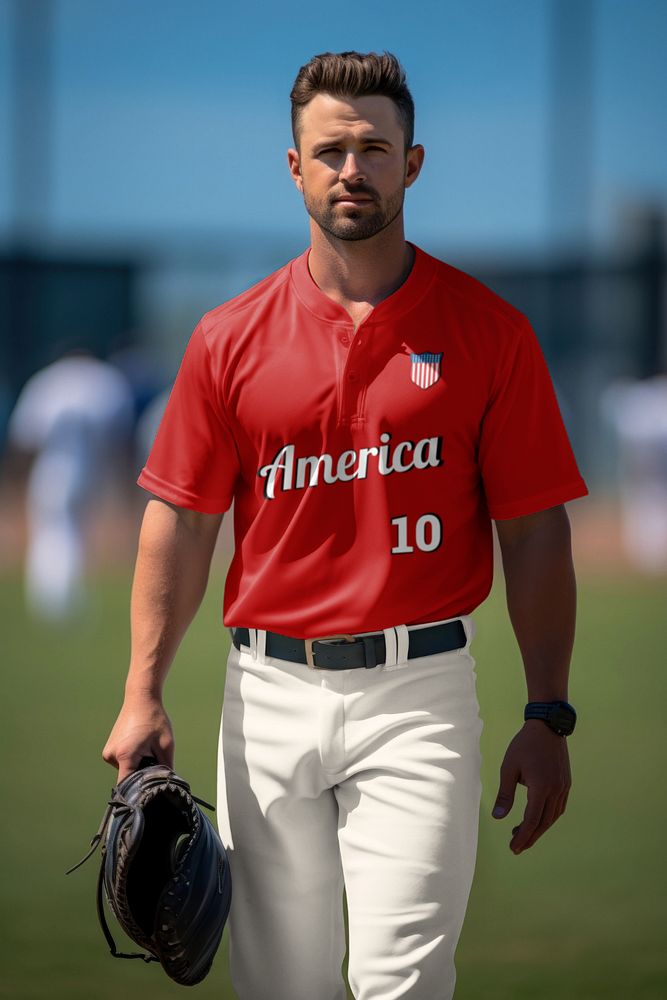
[8,354,134,621]
[600,374,667,573]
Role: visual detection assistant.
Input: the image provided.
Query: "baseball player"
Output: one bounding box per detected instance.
[8,349,133,621]
[599,373,667,573]
[103,51,588,1000]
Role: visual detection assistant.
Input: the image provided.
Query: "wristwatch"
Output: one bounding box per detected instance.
[524,700,577,736]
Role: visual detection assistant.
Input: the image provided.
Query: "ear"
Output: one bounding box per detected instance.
[287,148,303,193]
[404,144,425,189]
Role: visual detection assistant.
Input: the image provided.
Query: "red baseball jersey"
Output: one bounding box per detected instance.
[138,242,588,639]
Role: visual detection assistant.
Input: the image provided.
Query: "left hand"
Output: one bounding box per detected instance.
[492,720,572,854]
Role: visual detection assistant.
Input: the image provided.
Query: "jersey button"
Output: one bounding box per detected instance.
[347,370,359,382]
[339,334,350,346]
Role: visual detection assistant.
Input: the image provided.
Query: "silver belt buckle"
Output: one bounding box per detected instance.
[304,633,358,669]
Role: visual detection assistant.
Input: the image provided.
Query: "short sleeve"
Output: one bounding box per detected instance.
[137,321,241,513]
[478,316,589,519]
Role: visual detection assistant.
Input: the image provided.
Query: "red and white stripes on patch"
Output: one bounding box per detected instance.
[410,352,443,389]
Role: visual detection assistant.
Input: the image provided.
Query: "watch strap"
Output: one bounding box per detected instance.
[524,700,576,736]
[524,702,558,721]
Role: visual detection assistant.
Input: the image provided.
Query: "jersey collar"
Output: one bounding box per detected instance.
[290,240,437,325]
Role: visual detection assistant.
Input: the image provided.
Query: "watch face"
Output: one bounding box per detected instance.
[551,702,576,734]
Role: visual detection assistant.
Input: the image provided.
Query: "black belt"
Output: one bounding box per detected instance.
[229,619,467,670]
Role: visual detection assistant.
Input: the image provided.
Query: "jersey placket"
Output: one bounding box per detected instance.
[336,318,373,428]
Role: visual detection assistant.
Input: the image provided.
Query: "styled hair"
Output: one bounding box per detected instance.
[290,50,415,154]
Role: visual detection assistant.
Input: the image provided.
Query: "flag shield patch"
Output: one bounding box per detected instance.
[410,352,443,389]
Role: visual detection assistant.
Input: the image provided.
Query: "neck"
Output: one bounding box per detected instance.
[307,217,414,308]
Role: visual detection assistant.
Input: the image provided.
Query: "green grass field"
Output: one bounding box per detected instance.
[1,566,666,999]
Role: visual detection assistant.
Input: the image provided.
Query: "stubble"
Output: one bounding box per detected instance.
[301,179,406,242]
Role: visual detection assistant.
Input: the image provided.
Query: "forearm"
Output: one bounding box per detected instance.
[499,515,577,701]
[125,498,223,699]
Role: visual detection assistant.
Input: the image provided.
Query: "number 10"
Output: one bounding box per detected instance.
[391,513,442,553]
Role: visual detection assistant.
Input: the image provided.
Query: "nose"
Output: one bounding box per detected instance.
[339,151,366,183]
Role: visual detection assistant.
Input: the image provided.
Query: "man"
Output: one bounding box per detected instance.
[8,348,133,621]
[103,50,588,1000]
[599,372,667,572]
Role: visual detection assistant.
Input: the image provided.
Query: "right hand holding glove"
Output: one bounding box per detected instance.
[102,693,174,783]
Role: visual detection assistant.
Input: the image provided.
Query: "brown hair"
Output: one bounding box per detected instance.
[290,50,415,154]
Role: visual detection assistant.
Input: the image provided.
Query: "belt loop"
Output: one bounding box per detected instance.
[382,626,398,666]
[256,628,267,663]
[395,624,409,665]
[248,628,258,660]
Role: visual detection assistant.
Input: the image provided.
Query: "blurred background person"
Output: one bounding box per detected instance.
[7,348,134,621]
[600,372,667,573]
[108,332,173,439]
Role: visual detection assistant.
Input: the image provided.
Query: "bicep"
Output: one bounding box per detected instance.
[143,496,224,549]
[494,503,570,549]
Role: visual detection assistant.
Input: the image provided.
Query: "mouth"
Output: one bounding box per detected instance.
[334,196,374,205]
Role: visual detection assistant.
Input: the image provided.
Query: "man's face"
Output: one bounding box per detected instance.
[287,93,423,242]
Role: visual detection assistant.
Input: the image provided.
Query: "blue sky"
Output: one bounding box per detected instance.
[1,0,666,253]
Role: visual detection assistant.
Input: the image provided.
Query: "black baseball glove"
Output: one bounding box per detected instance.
[67,758,232,986]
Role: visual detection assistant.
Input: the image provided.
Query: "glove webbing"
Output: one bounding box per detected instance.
[66,785,216,964]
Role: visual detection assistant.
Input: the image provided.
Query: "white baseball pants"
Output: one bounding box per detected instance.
[216,615,483,1000]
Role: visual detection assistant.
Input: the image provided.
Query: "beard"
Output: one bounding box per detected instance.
[302,179,406,242]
